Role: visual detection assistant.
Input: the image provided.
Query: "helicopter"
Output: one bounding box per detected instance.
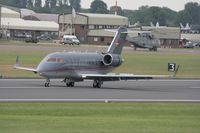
[127,32,161,51]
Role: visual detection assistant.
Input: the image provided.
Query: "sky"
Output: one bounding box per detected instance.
[81,0,200,11]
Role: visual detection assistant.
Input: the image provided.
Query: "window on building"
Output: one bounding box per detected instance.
[89,25,94,29]
[94,37,98,42]
[81,25,85,29]
[101,37,104,42]
[95,25,99,29]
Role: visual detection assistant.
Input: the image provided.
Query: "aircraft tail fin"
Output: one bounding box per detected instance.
[150,22,155,27]
[180,23,184,28]
[107,27,128,55]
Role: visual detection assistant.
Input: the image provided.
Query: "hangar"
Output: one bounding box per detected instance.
[0,6,59,39]
[59,12,128,45]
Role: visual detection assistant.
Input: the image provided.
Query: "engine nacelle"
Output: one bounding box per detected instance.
[102,54,122,67]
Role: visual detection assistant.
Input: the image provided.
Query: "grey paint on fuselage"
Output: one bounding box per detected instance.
[37,52,117,79]
[14,27,169,88]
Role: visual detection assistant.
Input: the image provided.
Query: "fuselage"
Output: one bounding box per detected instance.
[37,52,120,79]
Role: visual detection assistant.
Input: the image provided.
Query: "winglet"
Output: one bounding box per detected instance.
[14,56,20,68]
[13,56,38,73]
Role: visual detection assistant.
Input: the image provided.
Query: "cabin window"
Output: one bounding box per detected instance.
[47,58,57,62]
[57,58,65,63]
[47,58,64,63]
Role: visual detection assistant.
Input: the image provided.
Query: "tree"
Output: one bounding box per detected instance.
[63,0,69,6]
[110,6,124,16]
[34,0,42,8]
[90,0,108,14]
[27,0,33,8]
[5,0,27,8]
[147,6,166,26]
[44,0,50,8]
[50,0,57,8]
[184,2,200,24]
[175,10,192,25]
[69,0,81,12]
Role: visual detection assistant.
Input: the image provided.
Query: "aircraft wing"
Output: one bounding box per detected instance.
[14,56,38,73]
[14,65,37,73]
[82,74,172,81]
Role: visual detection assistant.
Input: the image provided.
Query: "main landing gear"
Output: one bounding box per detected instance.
[45,78,50,87]
[66,82,75,87]
[93,80,103,88]
[64,78,75,87]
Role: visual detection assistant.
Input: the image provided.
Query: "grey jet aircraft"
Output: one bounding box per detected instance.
[14,27,170,88]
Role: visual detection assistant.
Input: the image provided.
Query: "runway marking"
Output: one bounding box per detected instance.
[190,87,200,89]
[0,99,200,103]
[0,87,45,89]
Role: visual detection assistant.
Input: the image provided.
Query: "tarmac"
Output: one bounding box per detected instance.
[0,79,200,102]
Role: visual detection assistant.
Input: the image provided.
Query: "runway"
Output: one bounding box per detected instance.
[0,79,200,102]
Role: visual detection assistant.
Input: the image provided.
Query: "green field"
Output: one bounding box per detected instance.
[0,42,200,78]
[0,103,200,133]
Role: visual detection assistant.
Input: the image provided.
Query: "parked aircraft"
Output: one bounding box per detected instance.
[127,32,160,51]
[14,27,171,88]
[180,23,190,33]
[150,22,160,28]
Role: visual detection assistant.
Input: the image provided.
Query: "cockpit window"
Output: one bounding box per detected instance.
[47,58,65,63]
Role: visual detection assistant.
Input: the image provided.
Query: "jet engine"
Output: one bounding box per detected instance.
[102,54,122,67]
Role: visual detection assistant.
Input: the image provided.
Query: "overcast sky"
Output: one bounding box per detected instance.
[81,0,200,11]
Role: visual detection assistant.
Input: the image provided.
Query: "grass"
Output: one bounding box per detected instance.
[0,42,200,78]
[0,103,200,133]
[116,52,200,78]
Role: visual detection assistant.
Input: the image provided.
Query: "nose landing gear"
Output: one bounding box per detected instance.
[44,78,50,87]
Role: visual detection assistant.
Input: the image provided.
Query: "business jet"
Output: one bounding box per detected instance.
[14,27,172,88]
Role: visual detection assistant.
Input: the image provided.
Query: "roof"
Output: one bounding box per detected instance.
[21,9,59,23]
[59,12,128,26]
[20,9,36,16]
[78,13,127,19]
[1,7,20,18]
[181,34,200,41]
[191,25,200,30]
[1,17,59,31]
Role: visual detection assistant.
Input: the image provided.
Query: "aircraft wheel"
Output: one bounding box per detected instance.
[93,80,98,88]
[66,82,75,87]
[93,80,102,88]
[45,83,50,87]
[66,82,71,87]
[70,82,75,87]
[96,82,101,88]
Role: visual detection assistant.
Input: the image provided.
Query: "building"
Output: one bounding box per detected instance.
[152,27,181,48]
[0,5,59,39]
[59,13,128,45]
[21,9,59,23]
